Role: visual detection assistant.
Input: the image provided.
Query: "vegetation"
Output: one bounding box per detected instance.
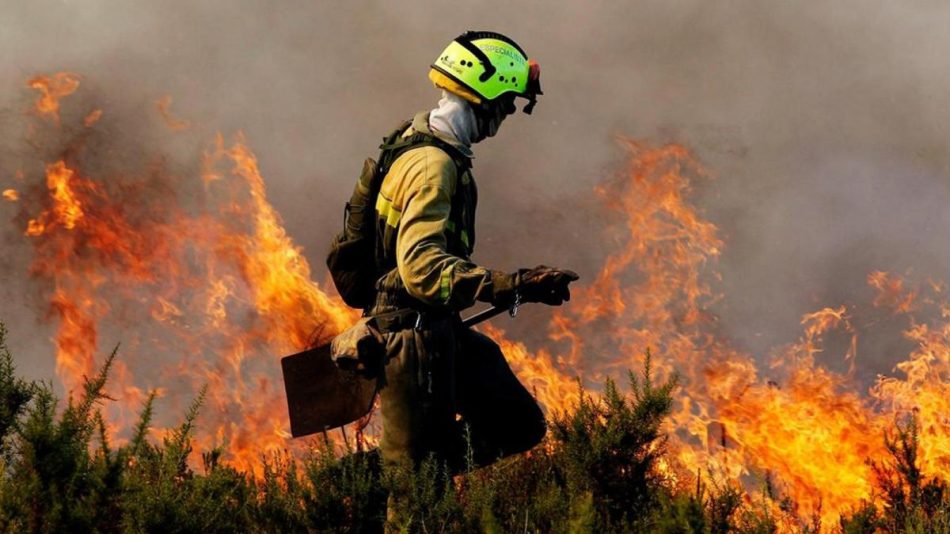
[0,324,947,533]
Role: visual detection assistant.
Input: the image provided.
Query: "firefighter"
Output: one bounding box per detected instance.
[369,31,578,525]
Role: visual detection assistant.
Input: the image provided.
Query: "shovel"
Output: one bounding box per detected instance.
[281,305,510,438]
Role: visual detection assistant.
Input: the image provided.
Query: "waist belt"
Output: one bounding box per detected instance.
[372,288,421,311]
[372,308,456,333]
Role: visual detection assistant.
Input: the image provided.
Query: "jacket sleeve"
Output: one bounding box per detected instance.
[394,153,498,309]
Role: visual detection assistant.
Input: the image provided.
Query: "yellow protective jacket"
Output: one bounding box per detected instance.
[373,112,499,311]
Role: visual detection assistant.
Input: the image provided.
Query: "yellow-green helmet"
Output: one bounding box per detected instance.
[429,31,543,114]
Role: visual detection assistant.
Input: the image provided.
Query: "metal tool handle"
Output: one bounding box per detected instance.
[461,305,512,327]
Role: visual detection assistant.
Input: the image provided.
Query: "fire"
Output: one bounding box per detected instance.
[27,73,81,120]
[25,161,85,236]
[19,74,355,474]
[870,278,950,477]
[84,109,103,127]
[493,139,948,527]
[868,270,917,313]
[2,189,17,202]
[21,130,356,471]
[156,95,190,131]
[11,73,950,527]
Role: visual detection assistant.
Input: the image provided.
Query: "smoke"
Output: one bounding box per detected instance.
[3,0,950,386]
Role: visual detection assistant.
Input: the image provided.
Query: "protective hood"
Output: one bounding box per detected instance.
[428,90,479,148]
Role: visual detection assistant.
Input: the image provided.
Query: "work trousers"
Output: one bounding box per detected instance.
[377,317,546,473]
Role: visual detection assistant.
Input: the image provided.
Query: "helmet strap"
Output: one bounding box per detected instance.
[523,95,538,115]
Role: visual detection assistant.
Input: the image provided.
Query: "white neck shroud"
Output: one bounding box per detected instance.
[428,90,478,148]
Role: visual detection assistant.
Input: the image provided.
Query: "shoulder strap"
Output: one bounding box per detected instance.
[376,121,471,178]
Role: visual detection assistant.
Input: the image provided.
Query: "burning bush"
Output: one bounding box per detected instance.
[3,325,950,532]
[0,324,672,532]
[6,323,950,532]
[7,73,950,531]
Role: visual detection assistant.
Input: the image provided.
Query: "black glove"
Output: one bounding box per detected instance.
[489,266,579,308]
[488,270,520,308]
[518,265,579,306]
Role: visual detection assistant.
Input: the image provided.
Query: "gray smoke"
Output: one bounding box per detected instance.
[2,0,949,387]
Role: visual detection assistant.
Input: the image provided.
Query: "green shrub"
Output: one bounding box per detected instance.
[2,320,950,533]
[0,343,123,533]
[549,349,677,529]
[868,417,950,533]
[0,323,35,455]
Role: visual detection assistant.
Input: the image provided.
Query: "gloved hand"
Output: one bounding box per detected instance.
[488,265,579,308]
[518,265,579,306]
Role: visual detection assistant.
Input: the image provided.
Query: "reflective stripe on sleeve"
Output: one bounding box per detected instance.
[439,263,455,303]
[375,194,401,228]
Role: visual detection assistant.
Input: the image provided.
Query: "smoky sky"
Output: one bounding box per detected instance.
[2,0,950,386]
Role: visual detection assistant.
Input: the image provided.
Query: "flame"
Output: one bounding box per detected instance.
[12,76,950,526]
[870,277,950,477]
[20,96,354,473]
[490,139,948,527]
[25,161,87,236]
[84,109,103,127]
[27,131,356,472]
[27,73,81,120]
[868,270,916,313]
[2,189,17,202]
[156,95,190,131]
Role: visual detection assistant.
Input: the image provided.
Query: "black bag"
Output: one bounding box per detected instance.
[326,119,470,309]
[326,157,384,308]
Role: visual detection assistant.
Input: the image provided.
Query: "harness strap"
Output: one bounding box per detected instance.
[377,118,471,175]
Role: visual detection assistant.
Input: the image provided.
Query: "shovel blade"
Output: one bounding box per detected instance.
[281,343,378,438]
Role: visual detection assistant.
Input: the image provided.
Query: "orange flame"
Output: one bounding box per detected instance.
[868,270,916,313]
[25,161,85,236]
[871,276,950,477]
[14,76,950,527]
[27,73,81,120]
[156,95,191,131]
[21,103,354,473]
[2,189,17,202]
[488,139,947,527]
[84,109,103,127]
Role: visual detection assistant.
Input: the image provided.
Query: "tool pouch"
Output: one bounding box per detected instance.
[330,317,385,377]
